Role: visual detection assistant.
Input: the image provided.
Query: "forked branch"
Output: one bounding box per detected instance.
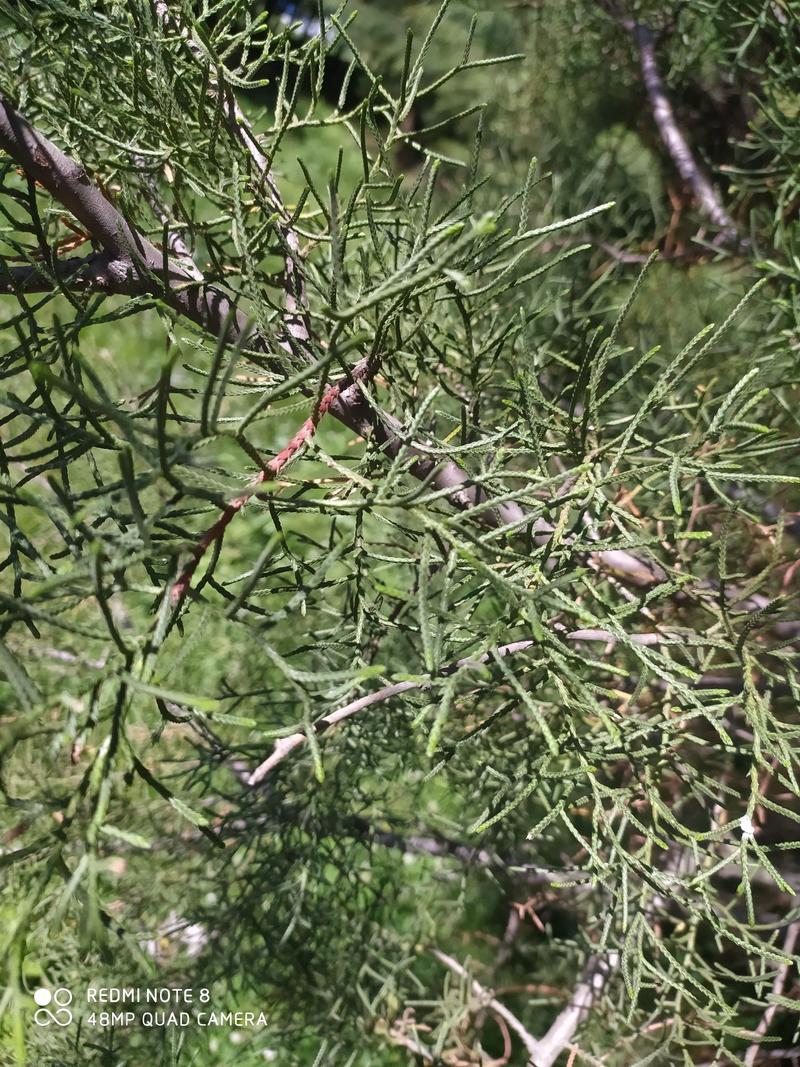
[171,360,374,601]
[432,949,540,1061]
[0,93,525,533]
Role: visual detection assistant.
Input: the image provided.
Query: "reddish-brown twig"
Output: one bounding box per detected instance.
[171,366,367,602]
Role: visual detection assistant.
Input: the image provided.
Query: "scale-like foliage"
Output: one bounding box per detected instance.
[0,2,798,1065]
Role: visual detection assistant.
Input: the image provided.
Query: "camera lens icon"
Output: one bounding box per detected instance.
[33,987,73,1026]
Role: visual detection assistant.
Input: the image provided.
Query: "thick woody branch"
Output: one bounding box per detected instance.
[0,252,139,294]
[597,1,738,243]
[0,93,522,531]
[0,102,143,260]
[529,952,619,1067]
[0,95,252,341]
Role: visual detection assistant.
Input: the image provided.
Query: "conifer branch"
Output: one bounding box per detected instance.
[247,629,683,785]
[0,93,524,531]
[0,99,678,570]
[2,3,799,1059]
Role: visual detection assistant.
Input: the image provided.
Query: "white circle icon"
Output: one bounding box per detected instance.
[33,987,73,1026]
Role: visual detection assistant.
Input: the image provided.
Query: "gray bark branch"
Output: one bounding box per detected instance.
[528,952,619,1067]
[597,1,739,243]
[247,629,687,785]
[0,93,522,530]
[0,252,139,293]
